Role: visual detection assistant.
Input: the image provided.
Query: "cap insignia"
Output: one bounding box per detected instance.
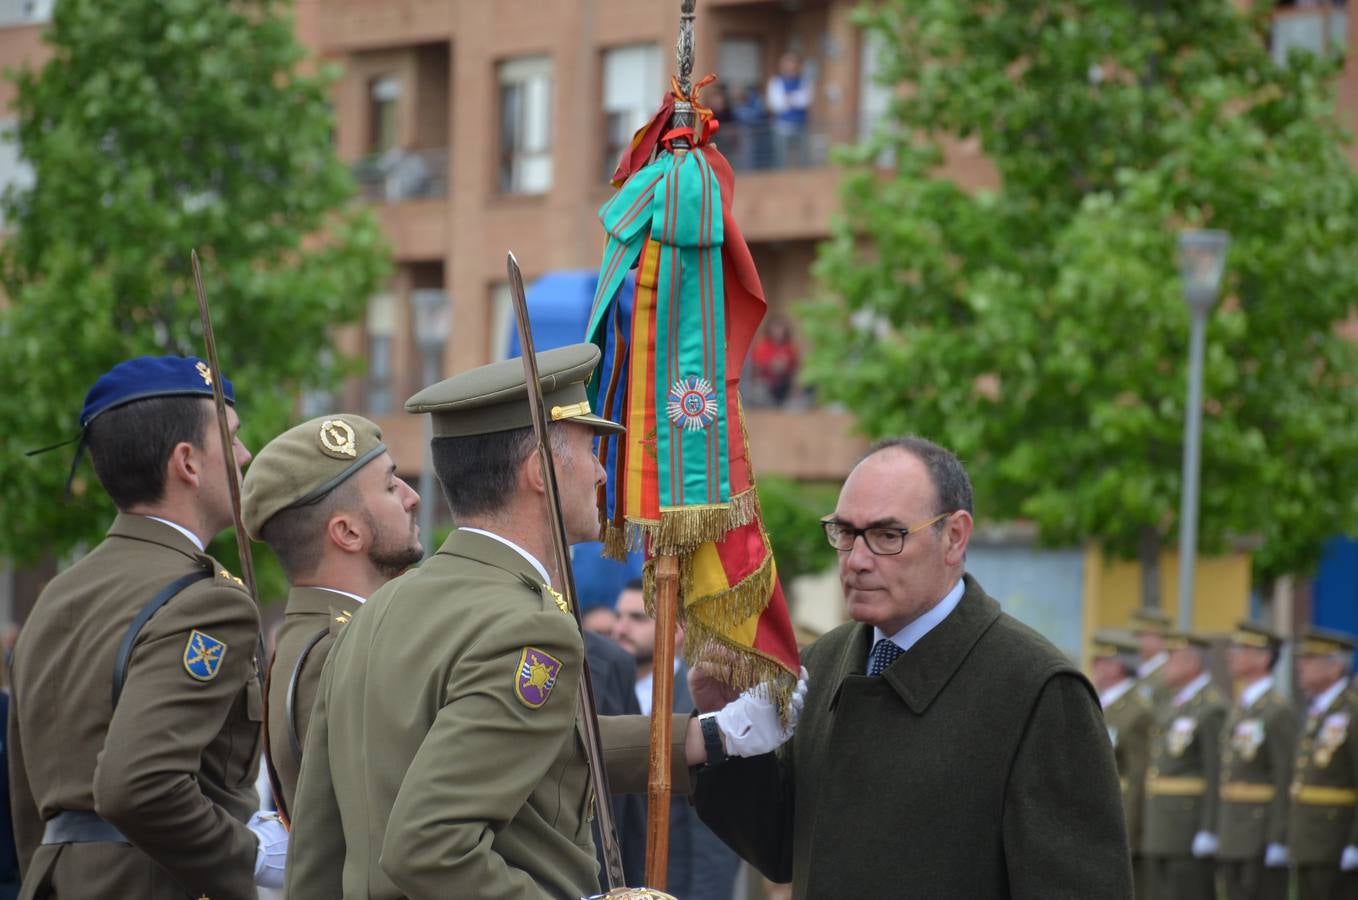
[196,361,213,386]
[318,419,357,459]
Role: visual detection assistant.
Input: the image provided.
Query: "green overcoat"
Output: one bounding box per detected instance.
[692,575,1133,899]
[284,529,687,900]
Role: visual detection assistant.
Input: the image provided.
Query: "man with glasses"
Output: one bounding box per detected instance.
[690,436,1132,898]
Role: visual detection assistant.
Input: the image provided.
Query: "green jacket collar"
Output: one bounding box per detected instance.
[107,512,205,564]
[437,528,550,593]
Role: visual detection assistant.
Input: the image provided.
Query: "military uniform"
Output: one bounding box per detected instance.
[1092,632,1154,899]
[1131,608,1173,713]
[1141,634,1227,900]
[242,414,394,816]
[7,356,264,900]
[1215,623,1295,900]
[265,587,359,812]
[9,516,261,900]
[1289,628,1358,900]
[285,345,692,899]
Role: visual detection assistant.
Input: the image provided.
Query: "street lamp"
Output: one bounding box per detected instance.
[1175,228,1230,632]
[411,288,451,556]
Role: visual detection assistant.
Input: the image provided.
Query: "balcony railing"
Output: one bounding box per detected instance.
[717,123,831,172]
[353,147,449,203]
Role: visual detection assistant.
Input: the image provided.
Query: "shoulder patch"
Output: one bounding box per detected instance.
[183,629,227,681]
[514,647,563,709]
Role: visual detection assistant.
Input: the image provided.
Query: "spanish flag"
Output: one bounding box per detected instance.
[586,80,799,704]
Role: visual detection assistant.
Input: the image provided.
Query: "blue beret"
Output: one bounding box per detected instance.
[81,356,235,427]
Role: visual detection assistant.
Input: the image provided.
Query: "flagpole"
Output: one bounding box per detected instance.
[643,2,696,889]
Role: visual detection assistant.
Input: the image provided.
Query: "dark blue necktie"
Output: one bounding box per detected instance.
[868,638,904,677]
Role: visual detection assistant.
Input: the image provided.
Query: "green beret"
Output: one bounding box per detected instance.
[241,414,387,540]
[405,343,624,438]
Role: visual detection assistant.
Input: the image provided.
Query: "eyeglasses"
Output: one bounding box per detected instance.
[819,513,952,556]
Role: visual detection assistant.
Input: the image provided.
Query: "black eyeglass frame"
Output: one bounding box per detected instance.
[818,512,953,556]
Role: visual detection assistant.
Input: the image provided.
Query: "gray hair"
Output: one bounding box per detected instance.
[865,436,974,523]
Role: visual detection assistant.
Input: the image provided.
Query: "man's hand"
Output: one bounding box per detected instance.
[687,659,744,713]
[713,667,808,757]
[1341,845,1358,872]
[247,810,288,888]
[1264,843,1288,868]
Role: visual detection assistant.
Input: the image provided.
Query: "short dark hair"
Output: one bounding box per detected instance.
[86,396,211,510]
[431,424,567,519]
[623,578,643,592]
[259,478,363,581]
[865,436,974,522]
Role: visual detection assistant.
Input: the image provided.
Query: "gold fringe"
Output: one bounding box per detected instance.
[648,487,761,557]
[600,521,631,561]
[684,547,776,635]
[682,626,798,717]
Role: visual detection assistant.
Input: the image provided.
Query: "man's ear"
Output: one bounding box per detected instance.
[166,441,200,490]
[326,511,365,555]
[943,510,973,567]
[522,447,547,496]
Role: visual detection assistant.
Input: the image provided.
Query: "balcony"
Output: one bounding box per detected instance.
[352,147,449,202]
[315,0,452,53]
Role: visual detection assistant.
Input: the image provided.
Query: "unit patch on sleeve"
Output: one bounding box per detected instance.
[514,647,563,709]
[183,629,228,682]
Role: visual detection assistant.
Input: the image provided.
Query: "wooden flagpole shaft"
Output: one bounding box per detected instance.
[644,553,681,889]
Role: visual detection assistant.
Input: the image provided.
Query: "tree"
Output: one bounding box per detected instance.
[0,0,389,569]
[804,0,1358,598]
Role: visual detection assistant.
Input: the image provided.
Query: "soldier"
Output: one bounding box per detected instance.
[7,356,287,899]
[284,343,806,899]
[1141,631,1227,900]
[1288,626,1358,900]
[1215,621,1295,900]
[1131,607,1173,710]
[240,414,422,815]
[1090,630,1154,900]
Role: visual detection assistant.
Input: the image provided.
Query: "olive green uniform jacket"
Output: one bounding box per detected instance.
[266,586,361,815]
[284,530,688,900]
[1141,681,1227,856]
[8,514,262,899]
[1215,684,1295,860]
[1104,684,1153,855]
[692,575,1133,899]
[1288,684,1358,879]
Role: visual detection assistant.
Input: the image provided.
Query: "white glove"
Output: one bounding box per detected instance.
[1264,843,1289,868]
[713,667,808,757]
[247,810,288,888]
[1190,831,1218,859]
[1341,845,1358,872]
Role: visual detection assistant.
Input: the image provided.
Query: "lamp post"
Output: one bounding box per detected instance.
[1175,229,1230,632]
[411,288,451,556]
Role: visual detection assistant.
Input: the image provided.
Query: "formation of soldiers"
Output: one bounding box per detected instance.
[1092,608,1358,900]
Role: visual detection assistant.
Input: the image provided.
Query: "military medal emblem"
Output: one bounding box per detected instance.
[1232,718,1266,762]
[666,375,718,432]
[1316,712,1349,769]
[514,647,563,709]
[183,629,227,681]
[1167,716,1198,758]
[318,418,358,458]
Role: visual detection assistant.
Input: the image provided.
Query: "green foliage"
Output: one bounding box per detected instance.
[0,0,390,565]
[758,475,841,582]
[806,0,1358,579]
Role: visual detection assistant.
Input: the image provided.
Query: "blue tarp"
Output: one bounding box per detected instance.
[1313,536,1358,639]
[508,271,642,611]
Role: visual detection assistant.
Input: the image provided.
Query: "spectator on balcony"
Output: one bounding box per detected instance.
[380,143,432,202]
[731,83,771,170]
[751,317,800,407]
[766,52,813,168]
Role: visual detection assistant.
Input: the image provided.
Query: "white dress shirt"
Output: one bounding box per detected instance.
[459,527,551,587]
[1099,678,1136,710]
[1172,672,1211,708]
[1238,675,1273,710]
[145,515,205,552]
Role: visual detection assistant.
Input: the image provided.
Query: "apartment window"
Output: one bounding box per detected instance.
[368,75,401,154]
[857,31,893,143]
[498,56,553,194]
[602,44,662,178]
[0,0,53,29]
[488,282,514,362]
[718,37,764,98]
[1271,4,1348,63]
[365,293,397,414]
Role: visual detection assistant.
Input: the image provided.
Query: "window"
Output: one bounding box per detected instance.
[601,44,662,179]
[365,293,397,414]
[368,75,401,154]
[498,56,553,194]
[0,0,53,29]
[718,37,764,98]
[857,31,892,143]
[488,282,514,362]
[1271,5,1347,63]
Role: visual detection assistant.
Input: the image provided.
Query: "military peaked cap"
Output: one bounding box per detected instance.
[1229,620,1283,650]
[405,343,624,438]
[1296,626,1356,658]
[1128,607,1172,636]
